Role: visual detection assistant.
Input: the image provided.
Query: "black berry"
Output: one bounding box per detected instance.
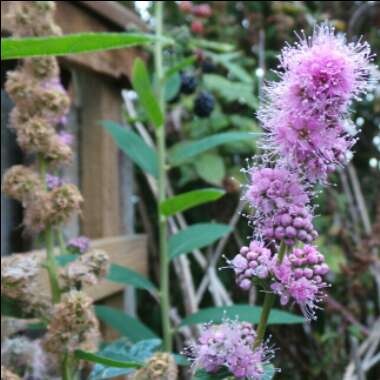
[194,91,215,118]
[201,60,215,73]
[180,72,197,95]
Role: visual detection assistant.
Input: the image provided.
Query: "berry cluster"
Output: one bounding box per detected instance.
[178,2,212,35]
[194,91,215,118]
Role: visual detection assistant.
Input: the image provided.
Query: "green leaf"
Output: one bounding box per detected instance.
[165,56,196,79]
[1,296,36,319]
[189,38,235,52]
[75,350,142,369]
[192,368,230,380]
[1,33,173,60]
[180,305,305,326]
[203,74,258,109]
[169,132,258,165]
[95,306,158,342]
[107,264,157,293]
[102,120,158,177]
[89,338,161,380]
[164,72,181,102]
[160,188,225,217]
[131,58,164,129]
[194,153,225,185]
[169,223,232,260]
[56,254,77,266]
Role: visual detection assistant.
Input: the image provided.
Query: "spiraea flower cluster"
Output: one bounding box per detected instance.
[60,249,110,290]
[245,166,318,246]
[231,243,329,320]
[258,24,378,182]
[2,1,81,233]
[132,353,178,380]
[189,319,274,380]
[43,291,100,355]
[1,253,50,317]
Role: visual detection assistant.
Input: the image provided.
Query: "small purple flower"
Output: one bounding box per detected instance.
[46,174,62,190]
[246,166,310,215]
[230,241,273,290]
[271,245,330,320]
[67,236,90,254]
[187,319,275,379]
[58,131,74,146]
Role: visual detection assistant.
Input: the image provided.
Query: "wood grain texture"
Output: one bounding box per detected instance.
[75,69,123,239]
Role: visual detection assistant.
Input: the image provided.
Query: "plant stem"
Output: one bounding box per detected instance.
[57,229,67,256]
[154,1,172,352]
[38,156,61,304]
[62,353,72,380]
[254,241,287,348]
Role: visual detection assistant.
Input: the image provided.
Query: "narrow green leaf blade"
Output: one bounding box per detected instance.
[131,58,164,129]
[180,305,305,326]
[95,306,158,342]
[107,264,157,293]
[169,223,232,260]
[160,188,225,217]
[102,120,158,177]
[165,56,196,79]
[1,33,172,60]
[169,132,259,165]
[75,350,142,369]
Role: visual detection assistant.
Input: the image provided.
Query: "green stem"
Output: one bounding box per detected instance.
[254,241,287,348]
[154,1,172,352]
[57,229,67,256]
[62,353,72,380]
[38,155,61,304]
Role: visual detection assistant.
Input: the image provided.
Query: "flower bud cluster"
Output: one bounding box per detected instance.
[188,319,275,380]
[43,291,100,355]
[60,249,110,289]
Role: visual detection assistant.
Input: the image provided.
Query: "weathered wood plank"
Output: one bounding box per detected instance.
[75,68,123,238]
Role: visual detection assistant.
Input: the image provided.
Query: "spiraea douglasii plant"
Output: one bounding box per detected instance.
[2,2,110,379]
[1,1,378,380]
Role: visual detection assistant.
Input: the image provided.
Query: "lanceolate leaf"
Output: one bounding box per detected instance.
[102,120,158,177]
[95,306,158,342]
[75,350,143,369]
[194,153,226,185]
[180,305,304,326]
[160,188,225,217]
[131,58,164,129]
[169,223,232,260]
[169,132,259,165]
[106,264,157,293]
[165,56,196,79]
[1,33,173,60]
